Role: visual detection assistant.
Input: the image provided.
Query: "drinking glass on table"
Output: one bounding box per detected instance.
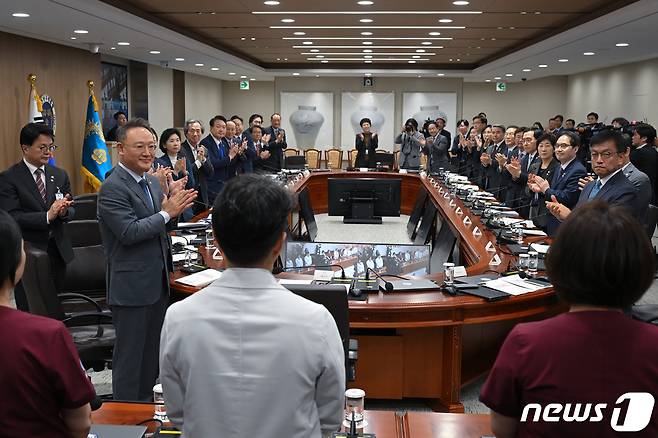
[527,251,539,277]
[205,228,215,250]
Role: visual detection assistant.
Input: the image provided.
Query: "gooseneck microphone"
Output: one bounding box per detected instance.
[365,267,394,292]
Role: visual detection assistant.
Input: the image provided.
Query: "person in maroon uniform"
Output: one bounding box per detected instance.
[481,200,658,438]
[0,210,96,438]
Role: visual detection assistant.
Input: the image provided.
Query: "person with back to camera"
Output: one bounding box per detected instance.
[480,201,658,437]
[355,117,378,168]
[395,118,426,169]
[0,210,96,437]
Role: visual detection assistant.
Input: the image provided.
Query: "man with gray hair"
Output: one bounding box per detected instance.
[181,119,214,213]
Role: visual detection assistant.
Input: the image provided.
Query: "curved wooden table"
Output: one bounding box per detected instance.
[171,170,565,412]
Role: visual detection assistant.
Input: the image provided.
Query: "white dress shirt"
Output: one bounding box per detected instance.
[160,268,345,438]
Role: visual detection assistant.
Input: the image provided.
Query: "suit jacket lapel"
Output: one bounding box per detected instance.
[19,161,47,209]
[147,174,163,211]
[44,166,56,205]
[117,165,153,212]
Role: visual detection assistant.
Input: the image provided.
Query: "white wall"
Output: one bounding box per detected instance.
[463,76,568,127]
[147,64,174,137]
[185,72,223,127]
[567,57,658,125]
[222,80,275,123]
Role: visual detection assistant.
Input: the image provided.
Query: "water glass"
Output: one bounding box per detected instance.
[518,253,529,273]
[344,388,366,428]
[183,249,193,268]
[527,251,539,276]
[153,384,167,419]
[443,262,455,286]
[205,228,215,250]
[512,226,524,244]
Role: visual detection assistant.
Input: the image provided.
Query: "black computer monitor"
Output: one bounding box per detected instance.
[407,188,428,239]
[374,152,394,169]
[430,215,457,273]
[297,187,317,241]
[284,155,306,169]
[414,202,437,245]
[327,178,401,224]
[281,284,349,363]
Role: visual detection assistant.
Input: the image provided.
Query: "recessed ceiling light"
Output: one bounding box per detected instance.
[453,0,469,4]
[360,18,373,23]
[281,18,295,23]
[117,42,130,46]
[505,73,513,77]
[485,79,491,82]
[429,32,441,36]
[421,41,432,45]
[558,58,568,62]
[416,49,425,53]
[456,58,461,61]
[583,52,595,56]
[522,68,531,72]
[520,11,527,14]
[70,37,77,40]
[449,58,453,61]
[240,75,247,79]
[284,58,288,60]
[149,50,161,54]
[195,63,204,67]
[494,76,501,79]
[211,67,219,71]
[364,60,372,63]
[110,47,116,50]
[292,72,300,76]
[365,73,372,76]
[229,72,236,75]
[12,12,30,18]
[439,19,453,23]
[251,78,256,81]
[321,60,329,63]
[302,41,313,45]
[264,0,280,5]
[362,41,373,45]
[538,64,548,68]
[408,60,416,63]
[294,31,306,35]
[310,49,319,52]
[413,55,421,59]
[358,1,374,4]
[364,55,373,58]
[534,11,541,14]
[417,75,422,78]
[251,37,256,41]
[361,31,373,36]
[437,73,445,76]
[315,75,320,77]
[241,37,246,41]
[316,55,325,58]
[276,57,281,60]
[175,57,185,61]
[615,42,629,47]
[74,29,88,34]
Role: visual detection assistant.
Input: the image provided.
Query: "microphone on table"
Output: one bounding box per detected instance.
[365,267,394,292]
[273,264,348,280]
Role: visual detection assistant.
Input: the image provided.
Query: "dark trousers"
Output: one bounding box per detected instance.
[111,290,169,401]
[15,240,66,311]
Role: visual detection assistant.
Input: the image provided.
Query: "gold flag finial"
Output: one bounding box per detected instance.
[87,80,99,112]
[28,73,37,85]
[27,74,43,112]
[87,80,94,91]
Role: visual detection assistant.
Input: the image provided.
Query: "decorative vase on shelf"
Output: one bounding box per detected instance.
[350,105,385,136]
[412,105,447,129]
[289,105,325,150]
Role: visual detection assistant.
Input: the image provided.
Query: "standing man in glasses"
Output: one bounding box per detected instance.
[0,122,76,311]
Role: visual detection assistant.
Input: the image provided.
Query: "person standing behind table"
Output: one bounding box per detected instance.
[200,115,241,203]
[422,121,450,174]
[526,134,559,231]
[505,129,541,218]
[0,122,75,311]
[160,175,345,438]
[105,111,127,142]
[480,201,658,438]
[630,123,658,204]
[395,118,426,170]
[98,118,197,401]
[435,116,452,148]
[262,113,287,172]
[480,125,508,193]
[226,120,253,175]
[528,131,587,236]
[252,125,278,173]
[154,128,196,221]
[0,211,96,438]
[355,117,378,168]
[450,119,470,174]
[180,119,214,214]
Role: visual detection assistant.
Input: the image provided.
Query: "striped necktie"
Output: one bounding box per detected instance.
[34,169,47,204]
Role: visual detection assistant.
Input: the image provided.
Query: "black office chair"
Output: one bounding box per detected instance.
[284,155,307,170]
[21,245,114,371]
[68,219,103,247]
[645,204,658,238]
[282,283,359,381]
[73,193,98,220]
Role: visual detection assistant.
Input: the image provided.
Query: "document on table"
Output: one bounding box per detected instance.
[483,275,548,296]
[530,243,550,254]
[499,217,534,227]
[175,269,222,287]
[172,252,199,263]
[177,222,208,229]
[522,229,548,236]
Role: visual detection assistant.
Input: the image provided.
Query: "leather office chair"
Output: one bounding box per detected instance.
[304,148,321,169]
[348,149,358,168]
[73,193,98,220]
[645,204,658,237]
[325,148,343,170]
[393,150,401,170]
[68,219,103,247]
[21,245,114,371]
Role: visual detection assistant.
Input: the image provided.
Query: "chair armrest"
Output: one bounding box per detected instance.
[347,338,358,382]
[64,312,113,339]
[59,292,104,313]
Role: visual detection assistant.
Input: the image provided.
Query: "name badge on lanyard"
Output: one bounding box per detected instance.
[55,187,64,200]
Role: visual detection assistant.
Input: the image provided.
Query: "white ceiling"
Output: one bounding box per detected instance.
[1,0,657,82]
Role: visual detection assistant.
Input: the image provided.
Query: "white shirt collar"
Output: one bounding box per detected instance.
[23,158,45,175]
[622,162,632,172]
[118,162,145,183]
[560,157,576,170]
[636,143,647,150]
[210,134,223,145]
[598,167,623,188]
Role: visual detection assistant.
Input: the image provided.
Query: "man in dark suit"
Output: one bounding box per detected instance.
[98,118,196,401]
[496,126,522,207]
[506,128,541,217]
[181,119,214,214]
[261,113,287,172]
[551,114,564,136]
[0,123,75,311]
[480,125,508,195]
[547,130,639,224]
[529,131,587,235]
[435,116,452,148]
[199,115,240,204]
[630,123,658,204]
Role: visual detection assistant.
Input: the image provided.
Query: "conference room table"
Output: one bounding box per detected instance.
[92,401,494,437]
[170,170,565,412]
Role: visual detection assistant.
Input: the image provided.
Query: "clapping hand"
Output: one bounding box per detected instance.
[480,152,491,166]
[167,173,188,196]
[546,195,571,221]
[174,157,187,175]
[578,175,595,190]
[528,175,550,193]
[506,160,521,179]
[195,146,206,162]
[495,153,507,167]
[47,195,74,221]
[162,188,197,218]
[262,133,272,143]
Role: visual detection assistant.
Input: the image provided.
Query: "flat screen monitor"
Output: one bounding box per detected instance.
[407,188,428,239]
[297,187,317,241]
[327,178,401,223]
[284,155,306,169]
[430,215,457,272]
[285,241,431,277]
[414,202,437,245]
[374,152,395,168]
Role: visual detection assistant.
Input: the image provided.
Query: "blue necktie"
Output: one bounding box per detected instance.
[138,178,155,211]
[588,179,602,199]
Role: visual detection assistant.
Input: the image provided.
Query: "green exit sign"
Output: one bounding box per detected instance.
[496,82,506,92]
[239,80,250,90]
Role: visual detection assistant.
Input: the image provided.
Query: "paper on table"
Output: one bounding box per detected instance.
[175,269,222,287]
[483,275,546,296]
[171,236,188,246]
[499,217,534,227]
[177,222,208,229]
[172,252,199,263]
[278,279,314,285]
[522,229,548,236]
[496,210,520,217]
[530,243,550,254]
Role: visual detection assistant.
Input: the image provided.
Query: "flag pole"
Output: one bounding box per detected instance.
[27,73,43,112]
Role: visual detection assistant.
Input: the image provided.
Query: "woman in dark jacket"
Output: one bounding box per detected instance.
[354,117,378,168]
[527,133,559,231]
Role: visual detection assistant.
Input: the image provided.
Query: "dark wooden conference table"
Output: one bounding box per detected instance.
[170,170,565,412]
[92,401,493,437]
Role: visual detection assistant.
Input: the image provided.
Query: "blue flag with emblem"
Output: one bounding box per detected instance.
[81,80,112,192]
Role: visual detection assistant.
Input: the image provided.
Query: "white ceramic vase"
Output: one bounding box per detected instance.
[412,105,447,129]
[289,105,325,150]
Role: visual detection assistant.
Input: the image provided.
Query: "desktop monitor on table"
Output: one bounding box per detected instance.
[327,178,401,224]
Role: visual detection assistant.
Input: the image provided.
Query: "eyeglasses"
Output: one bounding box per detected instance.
[591,151,618,160]
[128,143,157,152]
[37,144,58,152]
[555,143,572,150]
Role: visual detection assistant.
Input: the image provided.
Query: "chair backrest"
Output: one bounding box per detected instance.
[68,220,102,247]
[325,148,343,169]
[62,245,107,300]
[646,204,658,237]
[73,193,98,220]
[394,150,401,170]
[284,148,299,157]
[348,149,358,168]
[21,245,66,319]
[304,148,321,169]
[420,153,428,169]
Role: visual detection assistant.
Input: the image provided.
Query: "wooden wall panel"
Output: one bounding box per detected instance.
[0,31,101,194]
